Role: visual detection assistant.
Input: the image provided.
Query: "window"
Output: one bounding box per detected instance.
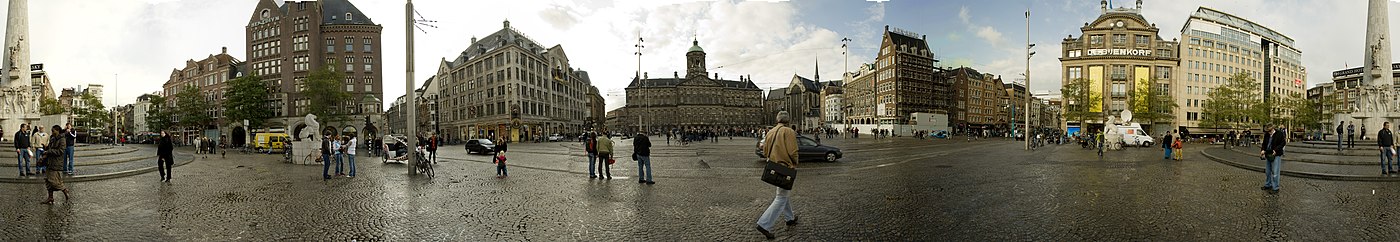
[344,37,353,52]
[363,38,372,52]
[345,57,354,71]
[1135,35,1149,45]
[1113,34,1126,44]
[1090,35,1103,45]
[364,57,373,71]
[1067,67,1082,80]
[325,38,335,53]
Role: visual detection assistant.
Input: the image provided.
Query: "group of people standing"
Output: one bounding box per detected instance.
[1161,130,1183,161]
[583,131,654,184]
[320,134,357,180]
[15,123,78,177]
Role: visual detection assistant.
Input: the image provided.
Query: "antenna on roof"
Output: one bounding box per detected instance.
[412,8,438,34]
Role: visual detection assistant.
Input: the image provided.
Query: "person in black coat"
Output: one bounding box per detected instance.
[1337,122,1346,151]
[1260,124,1287,193]
[633,133,654,184]
[157,131,174,182]
[1381,122,1396,175]
[42,125,69,204]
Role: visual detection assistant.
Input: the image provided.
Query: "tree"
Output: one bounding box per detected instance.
[174,84,212,131]
[143,94,171,132]
[302,64,351,123]
[1130,79,1178,133]
[1200,73,1263,130]
[1060,78,1102,130]
[73,92,110,133]
[1288,92,1341,133]
[39,96,64,115]
[224,75,273,131]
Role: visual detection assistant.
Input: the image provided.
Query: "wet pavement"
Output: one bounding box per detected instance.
[1,137,1399,240]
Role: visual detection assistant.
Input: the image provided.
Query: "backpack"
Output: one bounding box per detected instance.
[1172,139,1183,149]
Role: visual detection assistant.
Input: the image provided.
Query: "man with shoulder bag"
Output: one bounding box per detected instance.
[755,111,798,240]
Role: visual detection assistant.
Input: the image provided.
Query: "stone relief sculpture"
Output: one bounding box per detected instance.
[6,36,18,70]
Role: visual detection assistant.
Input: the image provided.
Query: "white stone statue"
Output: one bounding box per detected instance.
[6,36,18,70]
[300,114,320,140]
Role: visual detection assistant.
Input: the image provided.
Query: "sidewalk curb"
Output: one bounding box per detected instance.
[1200,149,1400,182]
[0,153,196,184]
[1221,148,1378,166]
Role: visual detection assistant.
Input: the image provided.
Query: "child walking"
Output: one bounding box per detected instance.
[494,151,508,178]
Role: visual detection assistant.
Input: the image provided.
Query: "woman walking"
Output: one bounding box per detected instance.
[41,125,70,204]
[157,131,174,182]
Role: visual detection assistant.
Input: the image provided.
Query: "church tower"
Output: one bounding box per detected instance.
[686,39,707,79]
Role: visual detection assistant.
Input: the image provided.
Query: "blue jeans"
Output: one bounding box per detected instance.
[347,154,356,176]
[321,153,331,177]
[1163,147,1172,159]
[497,165,508,176]
[15,149,31,175]
[34,148,44,173]
[334,153,344,174]
[636,155,652,182]
[1264,155,1283,190]
[587,153,597,177]
[756,187,795,231]
[65,146,75,173]
[1337,137,1343,150]
[1383,147,1395,173]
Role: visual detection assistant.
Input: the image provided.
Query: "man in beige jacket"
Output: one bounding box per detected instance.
[755,111,798,239]
[31,126,49,173]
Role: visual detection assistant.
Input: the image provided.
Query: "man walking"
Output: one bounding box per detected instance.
[1337,121,1345,151]
[157,131,174,182]
[633,132,654,185]
[14,123,31,177]
[585,132,599,179]
[1381,122,1395,175]
[64,124,76,175]
[427,134,438,164]
[1349,122,1357,149]
[1261,124,1286,193]
[755,111,799,240]
[596,132,614,179]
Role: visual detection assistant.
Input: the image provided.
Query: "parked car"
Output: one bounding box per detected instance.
[548,134,565,142]
[464,139,497,154]
[755,135,843,162]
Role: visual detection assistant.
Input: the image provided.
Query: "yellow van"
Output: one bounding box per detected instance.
[254,133,290,150]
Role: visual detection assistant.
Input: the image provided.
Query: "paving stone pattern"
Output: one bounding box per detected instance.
[0,137,1399,240]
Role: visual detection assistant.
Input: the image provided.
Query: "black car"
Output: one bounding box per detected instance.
[464,139,497,154]
[755,135,843,162]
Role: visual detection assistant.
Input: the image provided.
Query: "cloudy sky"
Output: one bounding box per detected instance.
[8,0,1400,112]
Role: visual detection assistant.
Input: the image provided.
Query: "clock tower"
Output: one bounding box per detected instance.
[686,39,707,79]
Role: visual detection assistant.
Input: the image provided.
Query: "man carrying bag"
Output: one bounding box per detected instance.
[755,111,798,240]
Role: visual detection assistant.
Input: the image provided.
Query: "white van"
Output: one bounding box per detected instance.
[1117,123,1155,147]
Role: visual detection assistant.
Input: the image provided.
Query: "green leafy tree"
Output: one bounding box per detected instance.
[1292,92,1341,132]
[73,92,110,133]
[1200,73,1263,130]
[1060,78,1102,130]
[174,84,212,130]
[143,94,171,132]
[302,64,351,123]
[224,75,273,132]
[39,96,64,115]
[1130,79,1178,133]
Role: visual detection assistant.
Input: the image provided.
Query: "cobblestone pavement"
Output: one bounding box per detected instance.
[3,137,1400,240]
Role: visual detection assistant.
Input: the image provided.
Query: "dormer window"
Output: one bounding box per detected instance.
[346,13,353,21]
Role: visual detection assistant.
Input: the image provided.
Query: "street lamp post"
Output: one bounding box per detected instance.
[1024,9,1034,150]
[634,36,644,134]
[842,37,851,136]
[404,0,417,175]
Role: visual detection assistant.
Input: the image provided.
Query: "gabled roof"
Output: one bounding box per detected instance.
[321,0,375,25]
[885,27,928,49]
[789,75,821,93]
[766,88,788,100]
[448,20,548,68]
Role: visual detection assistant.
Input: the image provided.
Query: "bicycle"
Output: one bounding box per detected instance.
[303,148,322,164]
[414,149,434,178]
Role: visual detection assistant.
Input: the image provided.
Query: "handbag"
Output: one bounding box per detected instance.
[761,161,796,190]
[759,129,796,190]
[607,157,616,165]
